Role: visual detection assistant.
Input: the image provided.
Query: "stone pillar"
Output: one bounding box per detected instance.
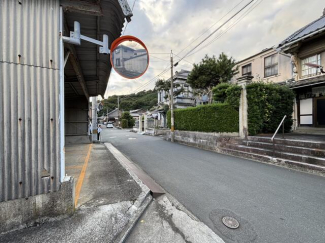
[144,114,148,130]
[237,76,252,139]
[139,115,143,132]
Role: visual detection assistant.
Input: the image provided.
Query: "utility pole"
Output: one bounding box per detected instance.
[92,96,97,141]
[117,96,120,126]
[170,50,175,142]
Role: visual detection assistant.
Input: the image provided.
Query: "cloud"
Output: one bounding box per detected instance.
[105,0,324,98]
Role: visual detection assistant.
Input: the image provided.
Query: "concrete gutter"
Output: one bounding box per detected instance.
[105,142,225,243]
[105,143,161,242]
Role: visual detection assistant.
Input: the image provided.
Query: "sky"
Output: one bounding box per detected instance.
[104,0,324,98]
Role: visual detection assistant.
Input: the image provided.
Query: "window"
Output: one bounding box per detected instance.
[124,48,127,52]
[301,54,321,77]
[115,58,120,66]
[264,54,278,77]
[242,64,252,76]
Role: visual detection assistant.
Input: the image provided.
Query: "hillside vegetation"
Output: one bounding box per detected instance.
[99,90,157,116]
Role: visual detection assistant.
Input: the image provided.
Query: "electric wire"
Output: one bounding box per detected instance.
[175,0,246,57]
[187,0,263,57]
[174,0,255,66]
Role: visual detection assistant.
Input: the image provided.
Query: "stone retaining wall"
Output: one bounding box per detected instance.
[160,130,239,151]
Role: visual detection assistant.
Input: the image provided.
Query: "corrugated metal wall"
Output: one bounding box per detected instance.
[0,0,61,202]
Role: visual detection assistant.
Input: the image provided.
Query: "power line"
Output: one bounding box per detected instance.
[187,0,263,57]
[151,55,170,62]
[174,54,192,65]
[175,0,246,57]
[174,0,255,66]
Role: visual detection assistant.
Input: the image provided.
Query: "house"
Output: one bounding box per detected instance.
[107,108,122,123]
[111,45,148,78]
[277,10,325,131]
[157,69,210,127]
[157,70,195,127]
[130,108,147,120]
[231,47,292,84]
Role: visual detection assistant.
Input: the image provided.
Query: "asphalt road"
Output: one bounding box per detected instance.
[101,128,325,243]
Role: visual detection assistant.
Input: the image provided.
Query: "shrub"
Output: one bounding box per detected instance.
[121,111,135,128]
[212,83,242,110]
[167,103,238,133]
[225,85,242,110]
[246,82,294,135]
[121,119,128,128]
[212,83,231,103]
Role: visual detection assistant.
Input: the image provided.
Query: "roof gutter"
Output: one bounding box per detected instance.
[277,26,325,52]
[290,80,325,89]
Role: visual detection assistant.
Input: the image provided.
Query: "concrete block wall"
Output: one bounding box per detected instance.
[0,177,75,234]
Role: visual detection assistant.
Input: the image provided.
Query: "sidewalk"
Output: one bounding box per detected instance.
[0,142,224,243]
[0,143,147,242]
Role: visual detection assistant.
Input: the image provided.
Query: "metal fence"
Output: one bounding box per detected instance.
[0,0,61,202]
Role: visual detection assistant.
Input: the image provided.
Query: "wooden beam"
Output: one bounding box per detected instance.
[66,44,90,100]
[61,0,102,16]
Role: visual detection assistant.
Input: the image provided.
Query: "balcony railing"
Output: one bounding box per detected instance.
[173,97,195,106]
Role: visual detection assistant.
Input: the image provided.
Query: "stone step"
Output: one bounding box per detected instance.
[220,147,325,175]
[227,144,325,167]
[294,127,325,135]
[247,136,325,150]
[242,140,325,158]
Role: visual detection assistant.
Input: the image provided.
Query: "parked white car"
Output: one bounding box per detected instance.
[106,123,114,128]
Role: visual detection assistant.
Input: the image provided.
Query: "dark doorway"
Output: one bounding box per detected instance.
[316,98,325,127]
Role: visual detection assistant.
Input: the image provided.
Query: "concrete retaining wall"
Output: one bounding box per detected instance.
[0,177,75,234]
[163,130,239,151]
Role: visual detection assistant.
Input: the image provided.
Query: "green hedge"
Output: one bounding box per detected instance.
[212,83,242,110]
[246,82,294,135]
[121,111,135,128]
[121,119,128,128]
[167,103,238,133]
[212,83,231,103]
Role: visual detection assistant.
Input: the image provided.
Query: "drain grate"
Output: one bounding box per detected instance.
[222,216,239,229]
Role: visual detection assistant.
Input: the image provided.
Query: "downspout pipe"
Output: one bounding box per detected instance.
[59,7,65,182]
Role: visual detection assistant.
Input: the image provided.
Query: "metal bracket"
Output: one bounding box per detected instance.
[62,21,110,54]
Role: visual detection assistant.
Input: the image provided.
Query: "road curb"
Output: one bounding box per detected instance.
[104,143,154,243]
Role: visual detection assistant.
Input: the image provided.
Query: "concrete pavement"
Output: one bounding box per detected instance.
[0,142,145,242]
[101,128,325,243]
[0,130,224,243]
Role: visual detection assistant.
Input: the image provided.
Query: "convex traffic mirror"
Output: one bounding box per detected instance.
[110,35,149,79]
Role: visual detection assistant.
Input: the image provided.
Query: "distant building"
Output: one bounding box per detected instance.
[107,108,122,123]
[157,69,208,127]
[130,108,147,120]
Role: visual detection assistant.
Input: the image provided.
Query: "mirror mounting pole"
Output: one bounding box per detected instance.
[62,21,110,54]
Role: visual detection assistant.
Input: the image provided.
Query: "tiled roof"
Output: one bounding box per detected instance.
[287,74,325,89]
[278,15,325,47]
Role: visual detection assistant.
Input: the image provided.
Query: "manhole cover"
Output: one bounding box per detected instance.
[222,216,239,229]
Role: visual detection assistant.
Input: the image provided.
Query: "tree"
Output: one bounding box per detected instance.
[155,79,184,109]
[187,53,236,103]
[121,111,135,128]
